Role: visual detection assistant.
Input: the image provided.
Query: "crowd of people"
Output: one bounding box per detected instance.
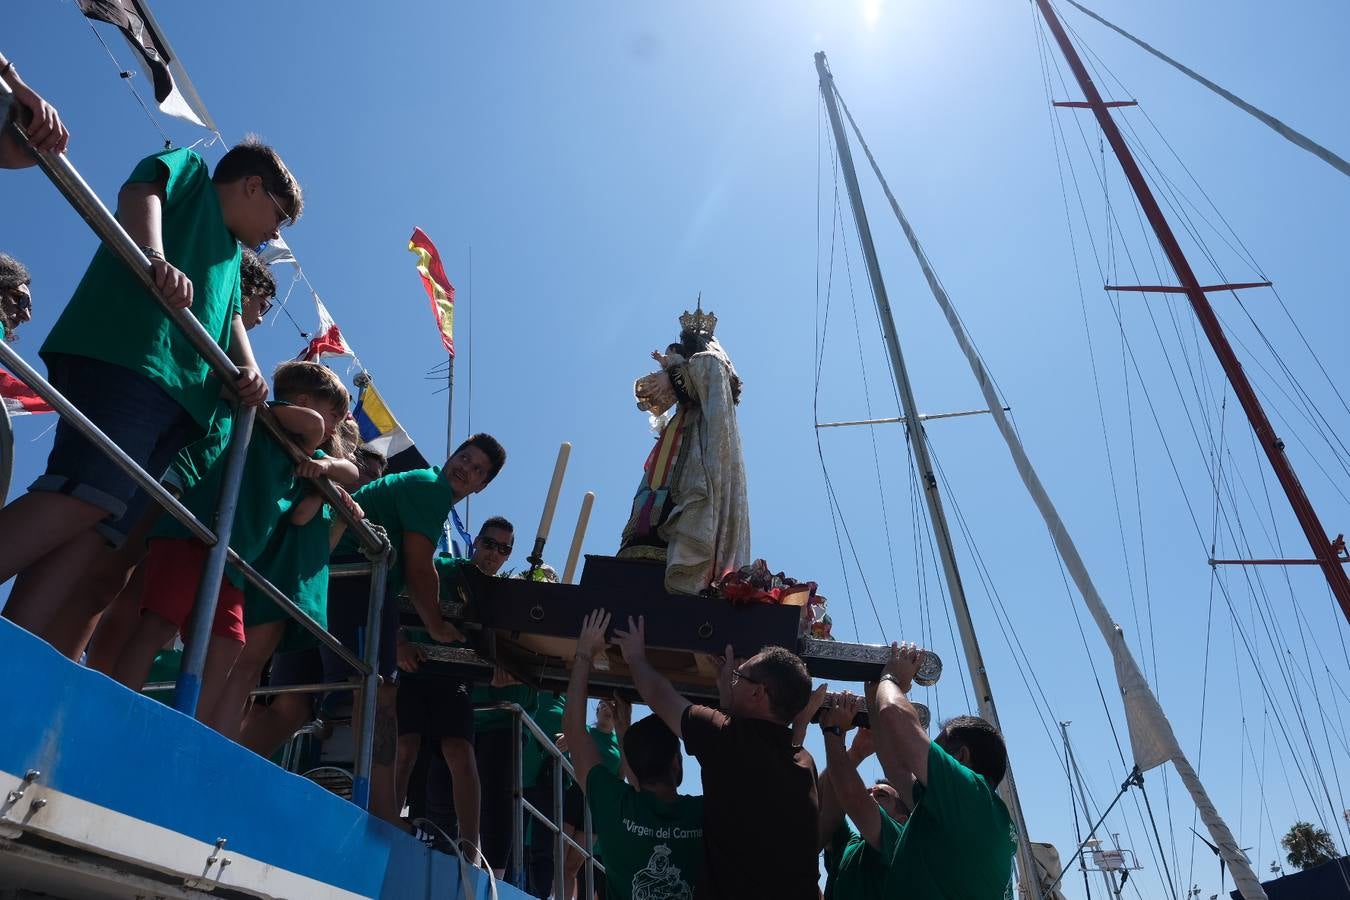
[1,50,1022,898]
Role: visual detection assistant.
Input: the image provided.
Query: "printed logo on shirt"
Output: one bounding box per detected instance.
[631,844,692,900]
[621,818,703,841]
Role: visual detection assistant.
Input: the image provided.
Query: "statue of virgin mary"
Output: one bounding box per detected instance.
[618,302,751,595]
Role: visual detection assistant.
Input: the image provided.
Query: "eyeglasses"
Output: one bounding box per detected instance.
[249,291,274,316]
[730,667,761,687]
[265,189,293,229]
[478,536,513,556]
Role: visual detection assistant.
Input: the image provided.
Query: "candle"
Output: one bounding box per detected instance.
[563,492,596,584]
[536,442,571,544]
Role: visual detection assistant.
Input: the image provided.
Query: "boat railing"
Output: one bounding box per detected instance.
[480,701,605,897]
[0,72,392,811]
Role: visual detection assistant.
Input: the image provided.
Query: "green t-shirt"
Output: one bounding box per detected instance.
[825,817,905,900]
[882,742,1018,899]
[171,398,233,491]
[589,727,622,778]
[153,407,297,588]
[244,500,333,650]
[338,466,457,592]
[585,767,704,900]
[523,691,567,782]
[41,148,242,430]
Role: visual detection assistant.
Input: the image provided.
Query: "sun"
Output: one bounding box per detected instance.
[862,0,882,29]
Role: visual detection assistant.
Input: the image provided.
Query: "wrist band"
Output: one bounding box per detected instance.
[140,245,166,262]
[821,724,844,737]
[880,673,905,688]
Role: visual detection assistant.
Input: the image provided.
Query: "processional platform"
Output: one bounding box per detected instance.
[396,555,939,704]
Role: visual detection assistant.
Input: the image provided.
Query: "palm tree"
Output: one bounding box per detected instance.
[1280,821,1339,870]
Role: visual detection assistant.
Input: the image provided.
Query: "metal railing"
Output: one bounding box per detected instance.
[483,702,604,897]
[0,74,392,810]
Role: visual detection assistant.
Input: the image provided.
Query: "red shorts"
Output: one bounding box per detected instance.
[142,538,246,643]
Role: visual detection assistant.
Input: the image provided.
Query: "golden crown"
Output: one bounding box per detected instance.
[679,295,717,336]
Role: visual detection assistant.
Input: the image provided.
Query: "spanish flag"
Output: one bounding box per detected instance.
[408,227,455,357]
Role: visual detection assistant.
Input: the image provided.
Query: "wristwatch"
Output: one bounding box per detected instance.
[880,673,906,689]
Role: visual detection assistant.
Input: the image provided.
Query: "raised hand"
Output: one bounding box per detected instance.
[822,690,861,732]
[882,641,923,691]
[576,608,612,660]
[612,615,648,665]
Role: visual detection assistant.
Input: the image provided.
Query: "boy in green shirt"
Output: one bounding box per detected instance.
[0,139,301,658]
[566,610,705,900]
[322,432,507,827]
[216,366,362,741]
[82,248,278,674]
[396,515,515,856]
[866,642,1019,899]
[109,362,346,733]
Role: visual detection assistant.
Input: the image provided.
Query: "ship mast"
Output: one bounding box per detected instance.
[1032,0,1350,626]
[815,51,1044,900]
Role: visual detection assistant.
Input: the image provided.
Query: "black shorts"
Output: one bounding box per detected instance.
[397,676,474,741]
[321,571,401,682]
[563,780,586,830]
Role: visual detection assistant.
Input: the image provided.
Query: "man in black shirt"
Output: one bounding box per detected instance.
[613,615,819,899]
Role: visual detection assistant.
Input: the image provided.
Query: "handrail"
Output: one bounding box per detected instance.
[0,72,389,810]
[482,701,603,896]
[0,74,387,559]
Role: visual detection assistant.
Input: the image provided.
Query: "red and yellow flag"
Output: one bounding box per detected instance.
[408,227,455,357]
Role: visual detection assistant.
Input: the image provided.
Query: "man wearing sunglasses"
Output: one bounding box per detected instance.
[613,616,820,899]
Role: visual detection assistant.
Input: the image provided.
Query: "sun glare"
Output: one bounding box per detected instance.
[862,0,882,29]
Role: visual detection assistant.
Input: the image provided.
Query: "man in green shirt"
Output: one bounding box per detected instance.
[568,610,705,900]
[817,693,911,899]
[0,139,300,657]
[868,642,1019,899]
[322,432,506,827]
[396,515,515,857]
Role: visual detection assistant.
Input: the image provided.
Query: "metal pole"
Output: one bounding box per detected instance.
[583,781,596,900]
[815,51,1044,900]
[511,708,526,888]
[445,352,454,460]
[351,553,389,810]
[0,390,12,502]
[553,744,567,899]
[173,405,256,717]
[1061,721,1114,899]
[1032,0,1350,626]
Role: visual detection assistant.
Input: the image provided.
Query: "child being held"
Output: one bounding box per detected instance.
[111,361,348,732]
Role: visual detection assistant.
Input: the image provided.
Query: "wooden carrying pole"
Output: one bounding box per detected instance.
[528,442,571,573]
[563,492,596,584]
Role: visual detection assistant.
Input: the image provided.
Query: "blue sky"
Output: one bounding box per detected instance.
[5,2,1350,897]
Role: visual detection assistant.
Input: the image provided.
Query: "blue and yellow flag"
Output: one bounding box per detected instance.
[353,376,427,473]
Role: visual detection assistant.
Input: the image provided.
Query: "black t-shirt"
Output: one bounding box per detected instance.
[681,704,820,899]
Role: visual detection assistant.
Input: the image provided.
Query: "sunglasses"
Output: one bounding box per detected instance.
[478,536,513,556]
[265,189,294,229]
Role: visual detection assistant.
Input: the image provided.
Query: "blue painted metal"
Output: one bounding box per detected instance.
[0,617,531,899]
